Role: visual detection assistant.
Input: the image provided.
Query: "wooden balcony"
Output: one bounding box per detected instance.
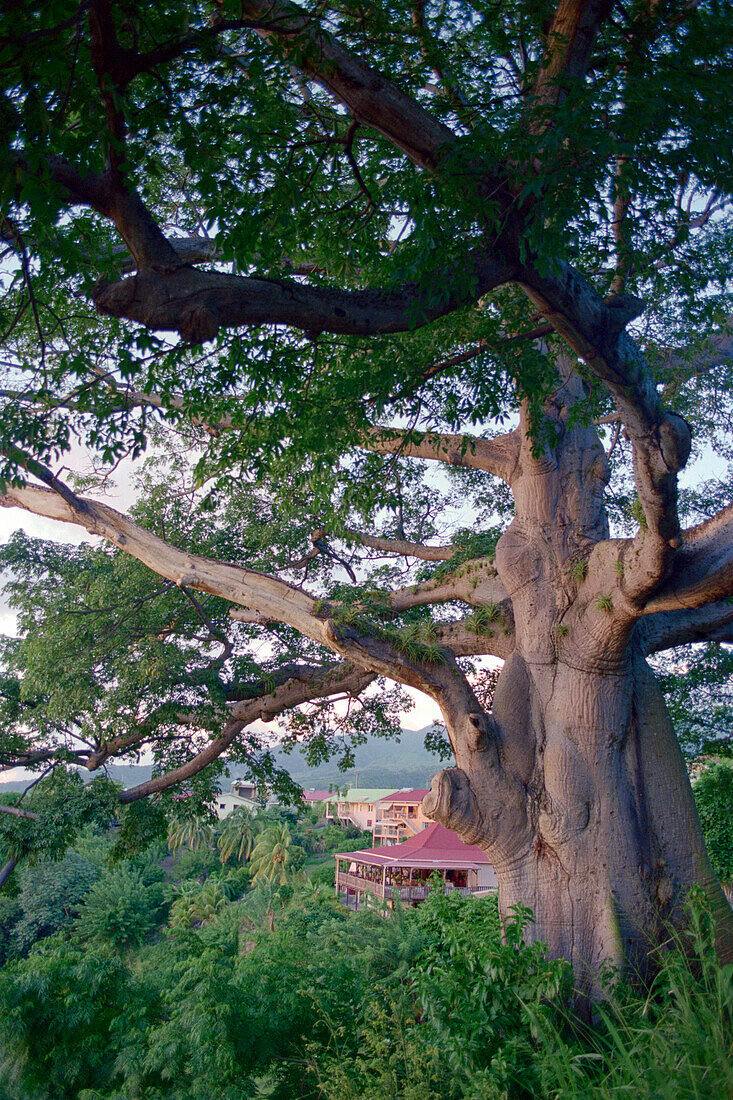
[336,870,474,902]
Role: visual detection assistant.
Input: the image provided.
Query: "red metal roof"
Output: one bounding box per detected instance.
[378,788,429,804]
[301,789,333,802]
[336,821,492,869]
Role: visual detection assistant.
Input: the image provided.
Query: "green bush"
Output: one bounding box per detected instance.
[11,851,98,956]
[0,896,20,965]
[529,892,733,1100]
[308,861,335,888]
[0,938,138,1098]
[0,877,730,1100]
[74,863,166,948]
[310,892,571,1100]
[694,762,733,883]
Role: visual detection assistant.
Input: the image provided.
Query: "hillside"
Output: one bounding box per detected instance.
[0,725,448,795]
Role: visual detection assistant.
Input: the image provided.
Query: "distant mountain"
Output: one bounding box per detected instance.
[273,725,446,790]
[0,726,448,795]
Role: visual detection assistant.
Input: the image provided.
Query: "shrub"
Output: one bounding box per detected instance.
[75,864,166,948]
[693,762,733,884]
[11,851,98,955]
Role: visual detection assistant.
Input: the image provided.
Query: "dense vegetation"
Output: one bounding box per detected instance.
[2,0,733,984]
[0,795,731,1099]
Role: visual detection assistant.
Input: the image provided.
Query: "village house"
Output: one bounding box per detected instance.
[213,785,260,820]
[325,788,399,831]
[336,822,498,909]
[372,789,432,846]
[301,789,333,806]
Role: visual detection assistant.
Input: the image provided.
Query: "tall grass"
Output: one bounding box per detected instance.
[531,894,733,1100]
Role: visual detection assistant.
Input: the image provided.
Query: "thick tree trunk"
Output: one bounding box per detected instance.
[424,375,733,996]
[426,616,733,1000]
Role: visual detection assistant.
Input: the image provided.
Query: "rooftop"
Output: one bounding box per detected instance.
[301,789,333,802]
[378,788,429,804]
[336,822,493,870]
[336,788,400,803]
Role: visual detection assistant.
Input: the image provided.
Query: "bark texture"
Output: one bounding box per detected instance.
[421,373,733,995]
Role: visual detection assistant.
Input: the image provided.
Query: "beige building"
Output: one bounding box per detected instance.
[373,789,431,846]
[325,788,399,831]
[213,790,259,820]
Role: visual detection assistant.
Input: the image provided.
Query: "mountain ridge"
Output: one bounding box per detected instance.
[0,725,448,794]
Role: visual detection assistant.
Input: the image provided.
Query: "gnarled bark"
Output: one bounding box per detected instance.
[422,373,733,996]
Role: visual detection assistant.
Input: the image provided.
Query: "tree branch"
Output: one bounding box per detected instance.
[118,660,374,802]
[387,562,508,613]
[346,530,454,561]
[0,483,327,642]
[362,425,520,482]
[90,248,517,342]
[12,153,184,273]
[0,804,39,821]
[640,600,733,655]
[520,259,691,551]
[654,315,733,390]
[641,504,733,615]
[0,483,495,714]
[434,615,515,660]
[0,861,16,888]
[530,0,614,122]
[239,0,459,172]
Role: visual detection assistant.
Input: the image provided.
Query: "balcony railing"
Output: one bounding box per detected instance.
[336,870,474,902]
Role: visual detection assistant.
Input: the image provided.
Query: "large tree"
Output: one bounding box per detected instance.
[1,0,733,993]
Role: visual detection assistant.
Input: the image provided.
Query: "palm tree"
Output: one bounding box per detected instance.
[249,825,294,886]
[217,807,256,865]
[169,879,228,929]
[166,814,215,854]
[243,881,286,933]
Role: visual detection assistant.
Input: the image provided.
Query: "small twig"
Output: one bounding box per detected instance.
[178,585,233,660]
[344,122,377,210]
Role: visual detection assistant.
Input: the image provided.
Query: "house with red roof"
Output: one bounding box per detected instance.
[335,822,497,909]
[300,789,334,805]
[373,788,432,846]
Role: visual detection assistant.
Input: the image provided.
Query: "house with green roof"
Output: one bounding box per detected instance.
[325,788,399,832]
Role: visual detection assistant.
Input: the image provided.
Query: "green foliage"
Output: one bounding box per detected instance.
[308,861,336,889]
[0,769,119,868]
[630,495,649,532]
[249,825,298,886]
[167,812,216,855]
[0,896,20,966]
[0,882,730,1100]
[217,806,257,865]
[567,557,589,584]
[10,851,99,957]
[419,530,501,584]
[320,822,372,852]
[0,939,136,1098]
[528,892,733,1100]
[74,863,166,948]
[168,843,222,883]
[169,878,229,930]
[656,643,733,759]
[110,800,169,861]
[465,603,502,635]
[693,763,733,882]
[596,594,613,612]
